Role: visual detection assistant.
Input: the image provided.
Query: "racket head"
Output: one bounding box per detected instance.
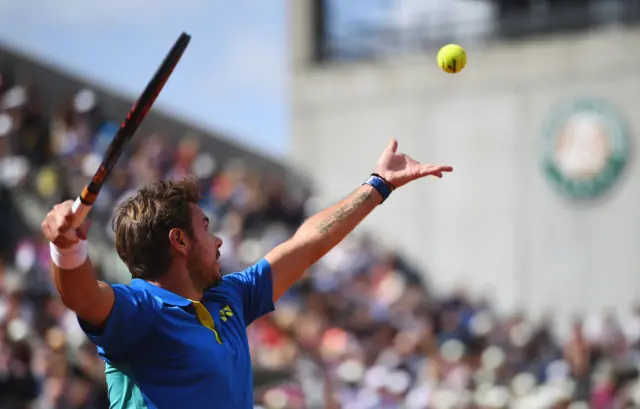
[85,33,191,197]
[69,32,191,230]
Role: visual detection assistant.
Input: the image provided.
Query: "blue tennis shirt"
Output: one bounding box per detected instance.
[79,259,275,409]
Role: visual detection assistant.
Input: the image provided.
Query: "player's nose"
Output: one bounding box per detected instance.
[215,236,223,248]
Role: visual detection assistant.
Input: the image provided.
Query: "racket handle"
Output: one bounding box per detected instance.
[71,197,92,227]
[62,197,93,241]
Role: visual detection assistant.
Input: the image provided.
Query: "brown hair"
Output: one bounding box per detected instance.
[112,177,201,280]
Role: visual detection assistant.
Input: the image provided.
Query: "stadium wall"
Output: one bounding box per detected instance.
[289,0,640,325]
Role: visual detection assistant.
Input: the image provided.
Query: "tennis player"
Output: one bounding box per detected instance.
[41,139,451,408]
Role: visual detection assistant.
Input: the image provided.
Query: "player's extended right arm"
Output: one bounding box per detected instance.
[42,200,115,329]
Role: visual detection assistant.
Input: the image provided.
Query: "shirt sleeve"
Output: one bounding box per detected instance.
[77,284,161,358]
[222,258,275,326]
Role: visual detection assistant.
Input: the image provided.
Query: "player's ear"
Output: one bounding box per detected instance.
[168,228,189,256]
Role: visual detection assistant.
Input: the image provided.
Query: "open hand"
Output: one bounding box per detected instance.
[374,139,453,189]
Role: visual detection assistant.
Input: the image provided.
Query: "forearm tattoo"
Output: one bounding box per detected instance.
[317,190,373,234]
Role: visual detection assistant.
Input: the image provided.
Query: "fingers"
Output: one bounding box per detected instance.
[41,221,54,242]
[41,200,89,248]
[436,165,454,173]
[54,210,71,234]
[388,138,398,153]
[77,220,92,241]
[43,216,77,247]
[419,165,453,177]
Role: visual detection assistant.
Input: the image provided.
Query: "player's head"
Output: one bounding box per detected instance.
[112,177,223,288]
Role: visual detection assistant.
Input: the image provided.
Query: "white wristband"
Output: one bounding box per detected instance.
[50,240,88,270]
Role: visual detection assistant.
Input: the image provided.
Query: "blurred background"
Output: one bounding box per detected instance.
[0,0,639,408]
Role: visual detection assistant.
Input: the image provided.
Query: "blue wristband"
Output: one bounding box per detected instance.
[364,174,392,203]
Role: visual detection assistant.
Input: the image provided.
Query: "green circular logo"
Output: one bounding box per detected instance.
[541,99,631,200]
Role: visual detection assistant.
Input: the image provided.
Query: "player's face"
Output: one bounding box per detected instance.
[187,204,223,289]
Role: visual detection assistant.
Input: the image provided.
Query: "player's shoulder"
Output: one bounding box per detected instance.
[204,273,240,296]
[214,259,271,288]
[225,259,272,281]
[109,281,165,310]
[201,278,238,310]
[203,260,267,296]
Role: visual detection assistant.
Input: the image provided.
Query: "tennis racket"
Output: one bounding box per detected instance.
[67,32,191,237]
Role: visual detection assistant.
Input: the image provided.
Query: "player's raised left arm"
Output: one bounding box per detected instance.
[265,139,453,302]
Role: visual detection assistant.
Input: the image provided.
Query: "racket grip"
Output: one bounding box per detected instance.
[62,197,92,241]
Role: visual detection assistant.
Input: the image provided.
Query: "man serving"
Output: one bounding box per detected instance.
[41,139,452,408]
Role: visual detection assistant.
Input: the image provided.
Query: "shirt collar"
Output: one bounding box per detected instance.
[131,278,192,307]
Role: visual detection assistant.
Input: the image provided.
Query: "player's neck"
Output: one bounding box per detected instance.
[149,270,203,301]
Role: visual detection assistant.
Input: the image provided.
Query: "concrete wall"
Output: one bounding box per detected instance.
[288,0,640,325]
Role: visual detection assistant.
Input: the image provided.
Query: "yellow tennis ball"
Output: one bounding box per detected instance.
[437,44,466,74]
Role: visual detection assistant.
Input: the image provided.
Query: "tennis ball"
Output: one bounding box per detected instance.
[437,44,466,74]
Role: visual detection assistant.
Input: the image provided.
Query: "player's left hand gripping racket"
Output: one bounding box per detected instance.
[66,32,191,239]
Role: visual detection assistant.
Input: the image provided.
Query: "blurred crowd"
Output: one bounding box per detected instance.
[1,62,640,409]
[251,240,640,409]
